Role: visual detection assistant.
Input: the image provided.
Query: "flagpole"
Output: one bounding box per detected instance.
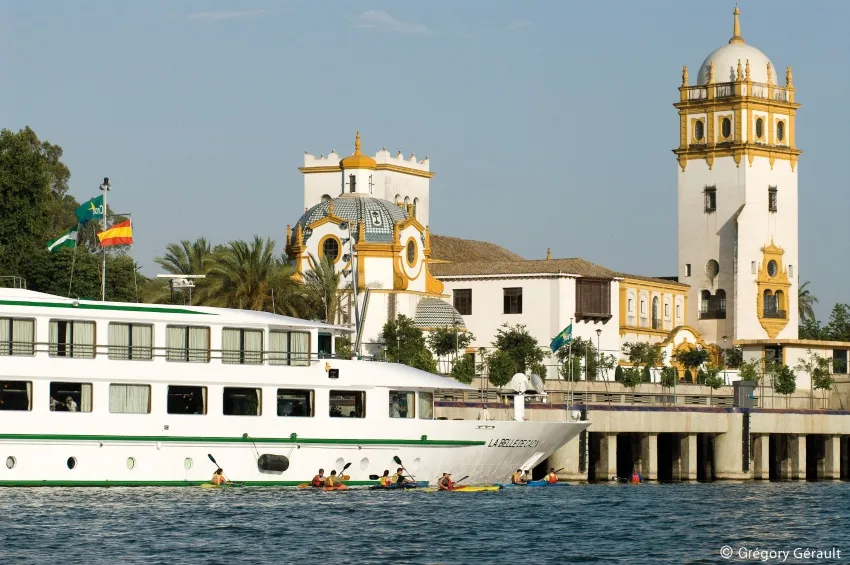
[568,317,573,409]
[67,223,80,297]
[99,178,111,301]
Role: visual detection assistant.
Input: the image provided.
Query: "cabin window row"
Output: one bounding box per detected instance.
[0,380,434,419]
[0,317,311,365]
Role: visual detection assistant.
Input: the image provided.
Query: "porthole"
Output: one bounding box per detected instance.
[335,457,345,469]
[67,457,77,470]
[777,121,785,141]
[410,458,421,473]
[721,117,731,139]
[359,457,369,471]
[756,118,764,139]
[184,457,193,470]
[694,120,704,141]
[767,260,778,278]
[126,457,136,470]
[6,456,16,470]
[406,240,416,266]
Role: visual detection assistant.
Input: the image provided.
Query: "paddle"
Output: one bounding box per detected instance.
[392,455,416,483]
[207,453,234,484]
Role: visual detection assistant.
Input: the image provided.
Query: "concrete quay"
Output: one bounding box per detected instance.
[435,397,850,482]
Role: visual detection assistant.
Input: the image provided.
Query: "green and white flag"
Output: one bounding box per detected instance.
[46,225,78,253]
[549,323,572,352]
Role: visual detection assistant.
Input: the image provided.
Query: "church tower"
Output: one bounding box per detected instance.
[674,7,801,343]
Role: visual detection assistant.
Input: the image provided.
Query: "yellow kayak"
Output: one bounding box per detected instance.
[424,485,501,492]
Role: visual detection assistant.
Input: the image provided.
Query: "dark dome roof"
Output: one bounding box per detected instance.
[295,194,409,244]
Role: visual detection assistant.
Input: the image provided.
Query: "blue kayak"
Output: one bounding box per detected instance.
[368,480,429,490]
[498,480,569,487]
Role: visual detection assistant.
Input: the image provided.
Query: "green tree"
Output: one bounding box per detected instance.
[427,326,474,373]
[795,350,833,410]
[659,366,677,388]
[799,318,828,340]
[739,359,760,384]
[724,347,743,369]
[798,281,818,325]
[334,336,353,359]
[772,364,797,408]
[303,253,342,323]
[204,236,287,311]
[702,365,724,404]
[614,365,625,382]
[621,367,642,400]
[381,314,437,373]
[491,323,546,378]
[21,247,141,301]
[555,337,598,381]
[672,346,710,383]
[825,304,850,342]
[450,353,476,385]
[0,127,54,276]
[622,341,666,383]
[487,349,516,388]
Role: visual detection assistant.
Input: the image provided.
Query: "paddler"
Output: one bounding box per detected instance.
[511,469,528,485]
[378,470,392,487]
[311,468,326,488]
[391,467,414,484]
[628,467,643,484]
[324,470,339,488]
[546,468,559,484]
[210,468,230,486]
[437,472,453,491]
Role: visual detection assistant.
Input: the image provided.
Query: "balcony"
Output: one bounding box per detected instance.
[763,309,787,319]
[699,309,727,320]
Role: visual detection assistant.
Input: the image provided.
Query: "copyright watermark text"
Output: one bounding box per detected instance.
[720,546,842,562]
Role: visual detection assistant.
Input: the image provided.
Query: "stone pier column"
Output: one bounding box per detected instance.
[824,435,842,480]
[640,433,658,481]
[790,435,807,480]
[674,433,697,481]
[549,433,586,481]
[752,435,770,480]
[596,433,618,481]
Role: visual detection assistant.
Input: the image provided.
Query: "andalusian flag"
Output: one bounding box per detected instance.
[97,219,133,247]
[549,323,572,352]
[74,195,104,226]
[46,225,78,253]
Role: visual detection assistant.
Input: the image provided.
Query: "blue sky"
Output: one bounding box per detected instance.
[2,1,848,320]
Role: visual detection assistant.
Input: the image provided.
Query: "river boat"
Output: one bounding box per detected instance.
[0,289,589,486]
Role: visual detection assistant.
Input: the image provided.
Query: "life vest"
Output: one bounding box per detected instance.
[630,473,640,484]
[391,473,401,484]
[326,476,336,487]
[379,476,391,487]
[547,473,558,484]
[511,473,521,484]
[312,475,323,487]
[211,474,223,485]
[446,478,454,490]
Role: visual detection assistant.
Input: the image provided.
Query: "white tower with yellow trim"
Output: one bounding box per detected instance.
[675,7,801,343]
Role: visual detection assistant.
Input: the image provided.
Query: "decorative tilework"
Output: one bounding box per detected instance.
[413,298,466,330]
[296,195,408,243]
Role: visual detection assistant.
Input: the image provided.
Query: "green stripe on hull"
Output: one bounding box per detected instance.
[0,433,485,447]
[0,299,214,316]
[0,480,378,487]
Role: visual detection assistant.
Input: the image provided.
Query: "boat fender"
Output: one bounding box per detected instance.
[257,454,290,473]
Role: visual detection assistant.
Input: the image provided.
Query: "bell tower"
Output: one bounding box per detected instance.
[674,7,802,342]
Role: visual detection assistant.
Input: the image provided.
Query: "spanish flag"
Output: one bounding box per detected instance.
[97,219,133,247]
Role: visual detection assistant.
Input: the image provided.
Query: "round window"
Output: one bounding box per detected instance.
[705,259,720,278]
[67,457,77,470]
[694,120,704,141]
[5,456,16,470]
[777,121,785,141]
[322,238,339,262]
[184,457,193,470]
[406,240,416,265]
[126,457,136,470]
[767,260,778,277]
[756,118,764,139]
[721,117,731,139]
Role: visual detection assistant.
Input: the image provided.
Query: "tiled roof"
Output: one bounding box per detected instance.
[296,195,408,244]
[618,273,690,288]
[430,257,617,279]
[412,298,466,329]
[429,235,524,263]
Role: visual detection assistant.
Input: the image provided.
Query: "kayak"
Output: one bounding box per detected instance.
[199,483,243,489]
[368,481,429,490]
[297,475,351,489]
[423,485,501,492]
[499,480,569,487]
[323,484,348,491]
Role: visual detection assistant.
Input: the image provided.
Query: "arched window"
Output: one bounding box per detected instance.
[394,194,401,204]
[776,121,785,142]
[775,290,785,315]
[652,297,660,329]
[700,290,711,314]
[413,197,420,218]
[322,238,339,263]
[763,290,777,317]
[715,289,727,316]
[404,196,410,207]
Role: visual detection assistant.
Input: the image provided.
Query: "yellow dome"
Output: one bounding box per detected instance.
[339,131,377,170]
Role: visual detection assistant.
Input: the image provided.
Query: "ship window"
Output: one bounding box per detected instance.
[0,380,32,411]
[49,382,92,413]
[330,390,365,418]
[165,326,210,363]
[167,385,207,415]
[222,328,264,365]
[0,318,35,356]
[108,323,153,360]
[418,392,434,419]
[269,330,311,366]
[109,384,151,414]
[389,391,415,419]
[277,389,314,417]
[49,320,95,359]
[223,387,261,416]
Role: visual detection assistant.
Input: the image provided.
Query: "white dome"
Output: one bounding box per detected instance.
[697,43,775,85]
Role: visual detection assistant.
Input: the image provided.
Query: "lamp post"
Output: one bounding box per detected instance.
[339,222,359,354]
[99,177,110,301]
[722,335,729,385]
[595,329,602,380]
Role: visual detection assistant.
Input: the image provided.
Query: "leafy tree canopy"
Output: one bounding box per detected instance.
[492,323,546,378]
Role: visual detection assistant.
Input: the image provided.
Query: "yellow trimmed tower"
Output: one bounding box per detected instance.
[674,7,801,342]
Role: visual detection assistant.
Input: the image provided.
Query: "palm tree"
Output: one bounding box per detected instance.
[798,281,818,324]
[303,253,343,323]
[155,238,213,275]
[204,236,287,311]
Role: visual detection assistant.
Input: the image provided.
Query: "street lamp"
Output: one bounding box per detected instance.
[99,177,111,302]
[595,329,602,380]
[722,335,729,384]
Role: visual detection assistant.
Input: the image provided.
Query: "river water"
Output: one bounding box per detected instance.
[0,482,847,564]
